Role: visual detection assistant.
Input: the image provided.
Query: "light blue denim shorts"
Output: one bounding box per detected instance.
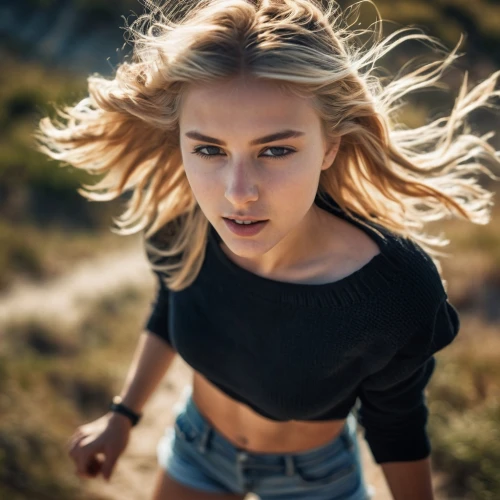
[157,391,373,499]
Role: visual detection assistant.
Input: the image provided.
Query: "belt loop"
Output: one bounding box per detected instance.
[341,418,355,451]
[284,455,295,476]
[197,423,211,454]
[236,451,249,489]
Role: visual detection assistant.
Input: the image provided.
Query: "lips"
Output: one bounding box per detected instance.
[223,217,269,236]
[223,217,268,223]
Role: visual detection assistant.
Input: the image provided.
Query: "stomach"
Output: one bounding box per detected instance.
[191,371,347,453]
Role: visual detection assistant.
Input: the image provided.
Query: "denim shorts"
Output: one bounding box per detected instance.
[157,391,374,499]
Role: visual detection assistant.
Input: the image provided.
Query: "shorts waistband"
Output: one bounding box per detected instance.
[178,391,357,468]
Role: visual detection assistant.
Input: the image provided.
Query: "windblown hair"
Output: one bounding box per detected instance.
[35,0,500,291]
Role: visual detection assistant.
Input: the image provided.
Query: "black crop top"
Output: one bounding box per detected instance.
[144,195,461,464]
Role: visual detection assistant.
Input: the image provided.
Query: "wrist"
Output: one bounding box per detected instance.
[107,411,134,430]
[109,396,142,427]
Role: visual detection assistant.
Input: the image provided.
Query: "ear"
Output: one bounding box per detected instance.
[321,136,341,171]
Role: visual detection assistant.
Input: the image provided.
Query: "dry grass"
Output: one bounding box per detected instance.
[0,284,151,500]
[428,314,500,500]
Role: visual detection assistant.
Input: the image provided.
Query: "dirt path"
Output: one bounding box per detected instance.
[0,238,148,327]
[0,240,431,499]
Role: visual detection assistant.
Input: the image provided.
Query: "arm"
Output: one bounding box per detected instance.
[357,296,460,494]
[381,457,434,500]
[108,331,177,428]
[109,269,177,427]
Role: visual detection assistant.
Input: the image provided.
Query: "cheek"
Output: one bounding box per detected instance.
[183,168,223,217]
[268,162,320,197]
[187,176,216,203]
[264,171,320,222]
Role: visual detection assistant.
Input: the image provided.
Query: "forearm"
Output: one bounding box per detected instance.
[381,456,434,500]
[115,331,177,415]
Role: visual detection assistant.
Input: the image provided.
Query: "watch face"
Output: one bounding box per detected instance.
[112,396,122,405]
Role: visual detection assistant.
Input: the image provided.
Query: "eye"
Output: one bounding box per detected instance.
[191,146,295,160]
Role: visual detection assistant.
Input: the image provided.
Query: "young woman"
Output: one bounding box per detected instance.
[36,0,499,498]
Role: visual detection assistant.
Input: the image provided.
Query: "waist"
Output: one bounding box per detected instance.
[191,371,348,454]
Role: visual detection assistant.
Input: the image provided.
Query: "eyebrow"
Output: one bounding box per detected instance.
[184,129,306,146]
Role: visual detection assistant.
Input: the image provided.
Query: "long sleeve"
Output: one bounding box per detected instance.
[357,295,460,464]
[144,271,175,350]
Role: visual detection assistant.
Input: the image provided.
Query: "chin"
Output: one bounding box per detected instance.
[224,234,274,256]
[225,237,266,251]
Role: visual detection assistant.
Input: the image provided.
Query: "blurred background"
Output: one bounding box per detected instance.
[0,0,499,499]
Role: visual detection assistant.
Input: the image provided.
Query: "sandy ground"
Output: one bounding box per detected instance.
[0,239,449,499]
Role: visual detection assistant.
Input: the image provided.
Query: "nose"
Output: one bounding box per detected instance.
[224,163,259,205]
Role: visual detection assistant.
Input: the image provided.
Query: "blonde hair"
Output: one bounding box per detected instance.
[34,0,500,291]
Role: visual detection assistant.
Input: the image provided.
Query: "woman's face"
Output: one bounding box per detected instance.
[178,75,340,266]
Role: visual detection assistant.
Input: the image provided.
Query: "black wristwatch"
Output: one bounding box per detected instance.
[109,396,142,427]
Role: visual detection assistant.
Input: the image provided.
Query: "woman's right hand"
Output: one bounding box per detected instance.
[67,412,132,482]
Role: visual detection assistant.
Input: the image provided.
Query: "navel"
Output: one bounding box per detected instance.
[235,434,249,447]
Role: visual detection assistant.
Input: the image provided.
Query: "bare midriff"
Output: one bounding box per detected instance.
[191,371,347,454]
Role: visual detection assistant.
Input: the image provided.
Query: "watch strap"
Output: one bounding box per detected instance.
[109,397,141,427]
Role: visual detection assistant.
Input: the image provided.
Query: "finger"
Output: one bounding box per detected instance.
[68,433,88,460]
[76,454,97,478]
[75,454,103,480]
[86,455,103,477]
[66,428,82,443]
[101,453,118,482]
[67,431,85,453]
[74,437,100,476]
